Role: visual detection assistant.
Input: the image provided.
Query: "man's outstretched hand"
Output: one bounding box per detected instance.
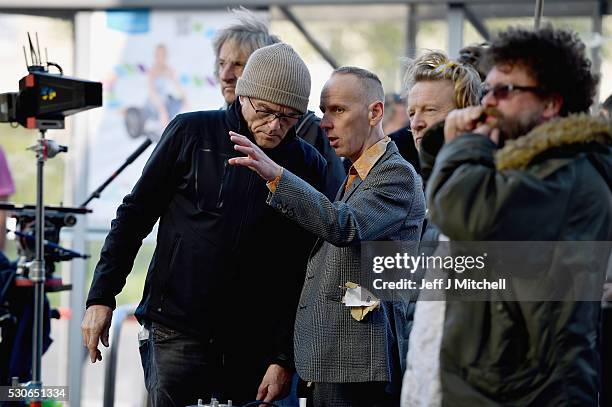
[228,131,282,181]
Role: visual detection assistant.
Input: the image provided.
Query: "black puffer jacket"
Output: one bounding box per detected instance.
[427,115,612,406]
[87,99,327,370]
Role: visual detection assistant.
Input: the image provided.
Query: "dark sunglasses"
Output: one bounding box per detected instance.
[480,84,541,100]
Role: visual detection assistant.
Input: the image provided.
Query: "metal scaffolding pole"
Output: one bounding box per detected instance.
[592,0,604,105]
[464,5,490,41]
[66,12,91,407]
[534,0,545,29]
[448,3,465,59]
[278,5,339,69]
[405,3,418,59]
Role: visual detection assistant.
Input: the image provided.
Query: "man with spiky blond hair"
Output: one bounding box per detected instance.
[403,50,481,149]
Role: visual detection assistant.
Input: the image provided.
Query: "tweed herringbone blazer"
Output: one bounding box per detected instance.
[267,141,425,383]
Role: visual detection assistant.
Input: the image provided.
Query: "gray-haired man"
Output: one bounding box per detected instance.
[82,43,327,406]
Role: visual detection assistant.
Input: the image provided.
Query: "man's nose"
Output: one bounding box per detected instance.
[220,64,236,82]
[268,116,282,131]
[410,113,426,133]
[320,115,332,130]
[481,91,497,107]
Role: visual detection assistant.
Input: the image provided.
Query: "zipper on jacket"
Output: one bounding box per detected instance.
[216,160,230,209]
[168,235,181,271]
[234,171,255,251]
[159,235,181,312]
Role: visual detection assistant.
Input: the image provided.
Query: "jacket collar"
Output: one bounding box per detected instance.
[339,141,399,202]
[495,114,612,171]
[349,136,392,181]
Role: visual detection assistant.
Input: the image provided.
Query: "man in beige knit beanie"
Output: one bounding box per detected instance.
[83,42,327,406]
[213,9,345,197]
[234,42,310,149]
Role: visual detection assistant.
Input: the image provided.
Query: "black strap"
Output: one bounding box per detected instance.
[295,111,314,139]
[587,153,612,191]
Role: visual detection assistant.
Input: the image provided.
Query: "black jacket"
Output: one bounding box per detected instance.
[87,100,327,371]
[388,125,421,175]
[427,115,612,406]
[418,121,445,184]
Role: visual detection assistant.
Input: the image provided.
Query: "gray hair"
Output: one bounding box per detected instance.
[333,66,385,104]
[213,7,281,78]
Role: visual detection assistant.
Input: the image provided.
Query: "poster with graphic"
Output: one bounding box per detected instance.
[81,10,267,231]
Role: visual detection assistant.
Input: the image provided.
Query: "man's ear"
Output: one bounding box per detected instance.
[238,95,249,118]
[542,93,563,120]
[369,100,384,126]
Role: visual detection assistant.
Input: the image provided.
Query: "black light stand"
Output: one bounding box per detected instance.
[28,129,67,405]
[10,132,150,403]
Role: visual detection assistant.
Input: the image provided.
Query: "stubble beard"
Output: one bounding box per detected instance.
[496,110,542,147]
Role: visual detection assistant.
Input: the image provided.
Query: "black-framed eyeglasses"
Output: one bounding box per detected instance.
[480,84,542,100]
[247,97,302,124]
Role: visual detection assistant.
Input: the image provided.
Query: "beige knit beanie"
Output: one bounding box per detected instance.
[235,43,311,114]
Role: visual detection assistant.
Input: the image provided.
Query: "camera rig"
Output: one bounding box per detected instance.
[0,203,91,292]
[0,34,102,130]
[0,33,102,399]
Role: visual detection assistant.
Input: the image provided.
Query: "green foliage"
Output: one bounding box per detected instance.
[356,22,404,93]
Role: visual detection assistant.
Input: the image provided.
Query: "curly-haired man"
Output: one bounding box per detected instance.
[424,25,611,406]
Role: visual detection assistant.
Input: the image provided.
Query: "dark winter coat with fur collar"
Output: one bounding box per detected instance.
[426,114,612,406]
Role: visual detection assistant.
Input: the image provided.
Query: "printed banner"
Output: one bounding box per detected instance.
[80,10,268,230]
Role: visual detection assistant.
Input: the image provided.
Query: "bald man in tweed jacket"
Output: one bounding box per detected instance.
[230,66,425,406]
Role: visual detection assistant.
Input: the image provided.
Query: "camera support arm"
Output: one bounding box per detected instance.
[80,138,152,208]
